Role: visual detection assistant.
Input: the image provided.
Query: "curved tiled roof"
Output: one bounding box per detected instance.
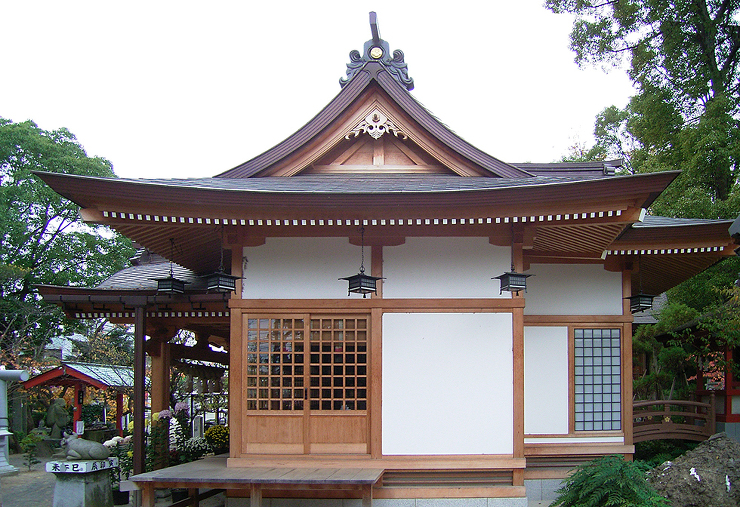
[216,63,530,180]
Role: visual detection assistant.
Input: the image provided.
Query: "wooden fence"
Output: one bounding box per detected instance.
[632,395,715,443]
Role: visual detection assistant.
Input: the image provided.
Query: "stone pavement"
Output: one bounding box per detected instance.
[0,454,227,507]
[0,453,55,507]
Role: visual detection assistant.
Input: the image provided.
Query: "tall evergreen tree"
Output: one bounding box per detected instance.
[548,0,740,219]
[0,118,135,364]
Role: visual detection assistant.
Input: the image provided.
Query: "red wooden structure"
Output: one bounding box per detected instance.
[23,362,133,436]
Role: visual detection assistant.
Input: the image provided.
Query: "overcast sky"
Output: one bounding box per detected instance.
[2,1,635,180]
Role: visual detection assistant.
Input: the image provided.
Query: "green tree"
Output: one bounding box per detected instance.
[549,1,740,399]
[548,0,740,218]
[70,320,134,366]
[0,118,135,364]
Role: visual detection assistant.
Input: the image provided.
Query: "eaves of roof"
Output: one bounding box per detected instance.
[32,171,680,214]
[215,62,531,179]
[615,215,736,244]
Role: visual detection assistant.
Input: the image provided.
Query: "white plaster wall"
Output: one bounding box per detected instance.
[382,237,510,298]
[524,264,623,315]
[242,238,361,299]
[524,326,569,435]
[382,313,513,455]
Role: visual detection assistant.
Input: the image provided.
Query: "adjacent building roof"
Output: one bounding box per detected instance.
[23,362,134,391]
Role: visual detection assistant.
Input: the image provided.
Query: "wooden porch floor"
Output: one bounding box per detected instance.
[125,455,382,507]
[125,454,527,506]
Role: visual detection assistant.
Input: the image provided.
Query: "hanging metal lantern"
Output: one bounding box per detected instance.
[627,253,655,313]
[205,271,241,293]
[155,238,188,293]
[340,271,383,297]
[494,270,533,295]
[204,225,242,293]
[154,275,187,294]
[340,226,383,297]
[626,293,655,314]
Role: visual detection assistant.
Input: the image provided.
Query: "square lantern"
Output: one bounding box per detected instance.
[205,271,241,293]
[340,272,383,297]
[154,275,187,294]
[494,271,533,295]
[627,293,655,314]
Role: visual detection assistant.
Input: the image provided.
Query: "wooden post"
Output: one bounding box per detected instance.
[229,243,243,459]
[622,268,634,450]
[511,226,525,471]
[133,306,146,476]
[73,383,83,432]
[362,484,373,507]
[726,347,734,409]
[250,484,262,507]
[150,338,172,414]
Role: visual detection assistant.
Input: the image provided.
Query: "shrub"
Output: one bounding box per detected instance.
[550,455,669,507]
[20,433,44,471]
[204,424,229,451]
[179,437,210,463]
[634,439,698,468]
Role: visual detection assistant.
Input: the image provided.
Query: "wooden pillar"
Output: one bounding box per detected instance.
[511,230,525,486]
[725,346,733,417]
[229,243,243,459]
[133,306,146,476]
[73,383,83,431]
[150,338,172,414]
[622,268,634,449]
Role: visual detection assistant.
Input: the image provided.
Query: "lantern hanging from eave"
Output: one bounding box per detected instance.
[340,226,383,298]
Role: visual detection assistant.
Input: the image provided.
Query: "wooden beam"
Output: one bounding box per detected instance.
[169,343,229,365]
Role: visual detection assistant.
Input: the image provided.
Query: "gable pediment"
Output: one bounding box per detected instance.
[256,90,490,178]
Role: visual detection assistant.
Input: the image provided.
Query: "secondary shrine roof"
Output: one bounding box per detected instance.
[23,362,134,390]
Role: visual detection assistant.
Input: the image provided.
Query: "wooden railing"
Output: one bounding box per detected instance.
[632,395,715,443]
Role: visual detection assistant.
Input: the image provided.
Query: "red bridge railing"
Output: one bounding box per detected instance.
[632,395,715,443]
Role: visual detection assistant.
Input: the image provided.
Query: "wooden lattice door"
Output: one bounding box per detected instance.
[243,314,369,454]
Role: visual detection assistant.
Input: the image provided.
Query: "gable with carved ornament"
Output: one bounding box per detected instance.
[260,91,488,177]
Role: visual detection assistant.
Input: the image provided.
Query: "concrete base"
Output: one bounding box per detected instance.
[50,467,113,507]
[524,479,563,504]
[0,463,18,477]
[716,422,740,444]
[226,498,528,507]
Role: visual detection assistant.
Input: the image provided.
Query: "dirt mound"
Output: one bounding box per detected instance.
[647,433,740,507]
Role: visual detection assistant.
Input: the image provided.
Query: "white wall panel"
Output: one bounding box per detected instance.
[382,313,513,455]
[242,238,360,299]
[383,238,509,299]
[524,326,569,435]
[524,264,622,315]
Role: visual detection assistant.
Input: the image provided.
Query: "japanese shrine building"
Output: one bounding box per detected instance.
[35,15,738,507]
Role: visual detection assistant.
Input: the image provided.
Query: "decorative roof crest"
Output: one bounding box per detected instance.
[340,12,414,91]
[345,108,408,140]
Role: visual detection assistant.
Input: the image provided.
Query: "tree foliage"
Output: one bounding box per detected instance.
[0,118,135,364]
[70,320,134,366]
[549,0,740,218]
[549,1,740,399]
